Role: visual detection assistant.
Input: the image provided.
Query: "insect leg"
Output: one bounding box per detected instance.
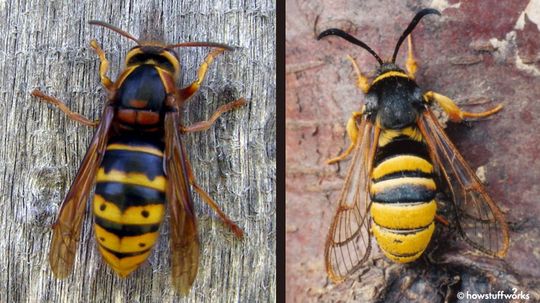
[327,109,363,164]
[406,35,418,79]
[89,40,114,91]
[435,214,450,226]
[346,55,370,94]
[183,155,244,238]
[180,48,227,100]
[181,98,247,133]
[31,89,98,127]
[424,91,503,122]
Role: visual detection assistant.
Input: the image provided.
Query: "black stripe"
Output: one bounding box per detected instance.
[374,136,430,166]
[116,123,163,131]
[95,216,160,237]
[387,250,423,258]
[108,134,165,150]
[100,149,164,180]
[373,219,434,232]
[99,244,152,259]
[95,182,165,210]
[371,184,435,203]
[372,170,434,183]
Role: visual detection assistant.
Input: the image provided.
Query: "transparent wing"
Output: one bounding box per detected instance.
[164,111,200,295]
[49,105,114,277]
[325,117,379,282]
[418,108,509,257]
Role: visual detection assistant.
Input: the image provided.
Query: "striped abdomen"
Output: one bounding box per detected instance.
[93,136,166,276]
[370,126,437,263]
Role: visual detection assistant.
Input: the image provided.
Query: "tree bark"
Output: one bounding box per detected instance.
[287,0,540,302]
[0,0,275,302]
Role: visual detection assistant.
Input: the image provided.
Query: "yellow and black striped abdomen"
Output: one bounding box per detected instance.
[93,136,166,276]
[370,126,437,263]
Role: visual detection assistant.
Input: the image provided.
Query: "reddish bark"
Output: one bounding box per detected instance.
[287,1,540,302]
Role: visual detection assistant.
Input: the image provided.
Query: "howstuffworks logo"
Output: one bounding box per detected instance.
[457,288,530,300]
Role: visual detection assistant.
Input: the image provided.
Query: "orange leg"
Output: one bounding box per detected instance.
[31,89,98,127]
[424,91,503,122]
[180,48,227,100]
[406,35,418,79]
[327,109,363,164]
[89,39,114,91]
[182,98,247,133]
[346,55,370,94]
[435,214,450,226]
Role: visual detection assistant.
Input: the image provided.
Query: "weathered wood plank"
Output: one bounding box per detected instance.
[0,0,275,302]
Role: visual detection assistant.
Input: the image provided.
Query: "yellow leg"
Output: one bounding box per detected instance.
[327,110,363,164]
[182,98,247,133]
[406,35,418,79]
[31,89,98,127]
[180,48,226,100]
[90,40,114,91]
[346,55,370,94]
[424,91,503,122]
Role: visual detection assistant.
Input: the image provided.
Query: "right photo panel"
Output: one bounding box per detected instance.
[286,1,540,302]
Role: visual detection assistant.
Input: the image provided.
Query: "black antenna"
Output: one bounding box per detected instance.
[318,29,384,65]
[391,8,441,63]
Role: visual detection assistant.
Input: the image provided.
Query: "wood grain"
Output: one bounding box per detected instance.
[0,0,275,302]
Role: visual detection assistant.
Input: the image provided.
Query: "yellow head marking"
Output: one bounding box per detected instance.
[161,50,181,77]
[125,48,144,66]
[124,47,180,78]
[372,71,409,86]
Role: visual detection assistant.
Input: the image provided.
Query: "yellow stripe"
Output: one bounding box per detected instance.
[93,195,165,225]
[156,67,176,93]
[96,168,167,191]
[98,245,151,277]
[161,51,181,77]
[372,71,409,85]
[106,144,164,157]
[370,177,436,195]
[125,48,144,66]
[372,155,433,180]
[115,66,138,89]
[378,127,423,146]
[371,200,437,229]
[95,224,160,254]
[372,222,435,261]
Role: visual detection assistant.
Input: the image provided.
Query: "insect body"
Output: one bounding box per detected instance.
[369,78,437,263]
[318,8,509,282]
[32,21,246,294]
[94,135,167,277]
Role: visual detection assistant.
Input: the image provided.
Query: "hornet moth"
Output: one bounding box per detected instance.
[32,20,246,294]
[318,8,509,283]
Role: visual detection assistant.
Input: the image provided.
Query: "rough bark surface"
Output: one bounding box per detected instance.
[287,0,540,302]
[0,0,275,302]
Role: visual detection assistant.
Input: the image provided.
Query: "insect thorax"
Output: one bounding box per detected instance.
[367,73,425,130]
